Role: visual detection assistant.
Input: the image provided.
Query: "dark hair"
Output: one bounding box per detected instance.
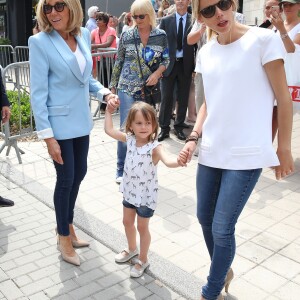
[95,12,109,25]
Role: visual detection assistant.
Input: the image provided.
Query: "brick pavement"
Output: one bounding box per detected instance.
[0,113,299,300]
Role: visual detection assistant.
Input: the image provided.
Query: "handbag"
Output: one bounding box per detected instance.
[134,35,161,106]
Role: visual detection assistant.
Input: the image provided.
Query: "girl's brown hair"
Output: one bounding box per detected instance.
[36,0,83,35]
[125,102,158,142]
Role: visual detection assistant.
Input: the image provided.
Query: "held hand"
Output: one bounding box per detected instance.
[274,149,294,180]
[1,106,11,124]
[183,141,197,163]
[106,95,120,114]
[178,149,190,166]
[45,138,63,165]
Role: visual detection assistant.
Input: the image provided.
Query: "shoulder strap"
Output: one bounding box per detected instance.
[133,34,144,81]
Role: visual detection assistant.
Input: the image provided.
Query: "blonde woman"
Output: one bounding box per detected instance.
[180,0,294,298]
[29,0,117,266]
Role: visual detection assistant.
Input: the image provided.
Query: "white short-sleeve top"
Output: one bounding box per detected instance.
[195,27,285,170]
[121,135,160,210]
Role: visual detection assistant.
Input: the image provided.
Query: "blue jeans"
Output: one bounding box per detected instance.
[117,90,135,177]
[196,164,262,300]
[53,135,89,236]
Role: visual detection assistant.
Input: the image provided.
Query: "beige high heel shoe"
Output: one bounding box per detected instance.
[56,231,80,266]
[224,268,234,293]
[69,224,90,248]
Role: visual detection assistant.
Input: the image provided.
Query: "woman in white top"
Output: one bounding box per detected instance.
[179,0,294,299]
[270,0,300,52]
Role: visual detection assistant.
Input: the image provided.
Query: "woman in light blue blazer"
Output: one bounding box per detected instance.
[29,0,117,266]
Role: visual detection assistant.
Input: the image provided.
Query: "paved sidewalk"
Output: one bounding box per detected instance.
[0,113,299,300]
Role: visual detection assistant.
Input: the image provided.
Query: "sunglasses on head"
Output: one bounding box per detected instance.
[199,0,232,18]
[43,2,66,14]
[96,17,103,21]
[132,14,147,20]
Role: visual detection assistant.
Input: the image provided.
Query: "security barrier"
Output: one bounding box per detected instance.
[14,46,29,62]
[90,48,117,120]
[0,46,29,87]
[0,62,32,164]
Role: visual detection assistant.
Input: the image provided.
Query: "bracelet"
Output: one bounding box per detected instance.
[185,135,198,144]
[191,130,200,138]
[281,33,289,39]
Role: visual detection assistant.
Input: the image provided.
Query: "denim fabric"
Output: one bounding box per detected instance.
[116,90,135,177]
[122,200,154,218]
[53,135,89,236]
[196,164,262,300]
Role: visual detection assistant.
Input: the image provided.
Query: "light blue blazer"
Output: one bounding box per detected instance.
[29,27,108,140]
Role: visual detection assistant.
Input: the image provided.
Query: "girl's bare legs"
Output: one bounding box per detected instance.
[123,207,137,252]
[136,216,151,266]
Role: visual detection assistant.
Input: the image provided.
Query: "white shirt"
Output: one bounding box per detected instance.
[74,44,86,75]
[175,12,187,58]
[121,135,160,210]
[196,27,285,170]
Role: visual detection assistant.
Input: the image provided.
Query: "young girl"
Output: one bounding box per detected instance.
[105,100,187,277]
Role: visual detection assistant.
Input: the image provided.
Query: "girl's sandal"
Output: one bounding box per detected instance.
[115,248,139,263]
[130,259,150,278]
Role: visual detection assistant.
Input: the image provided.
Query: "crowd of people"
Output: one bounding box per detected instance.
[0,0,297,299]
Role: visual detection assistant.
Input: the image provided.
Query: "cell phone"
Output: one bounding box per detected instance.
[259,19,272,28]
[271,5,280,13]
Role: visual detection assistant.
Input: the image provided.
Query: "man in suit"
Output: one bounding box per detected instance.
[0,72,14,207]
[158,0,196,141]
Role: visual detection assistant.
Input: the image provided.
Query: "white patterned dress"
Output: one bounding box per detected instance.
[120,135,160,210]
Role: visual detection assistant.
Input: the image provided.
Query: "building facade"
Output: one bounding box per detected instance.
[1,0,266,47]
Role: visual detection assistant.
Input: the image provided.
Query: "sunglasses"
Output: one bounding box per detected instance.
[199,0,232,18]
[96,18,103,21]
[43,2,67,14]
[132,14,147,20]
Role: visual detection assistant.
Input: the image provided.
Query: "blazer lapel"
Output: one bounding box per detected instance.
[48,30,83,83]
[184,14,191,37]
[172,14,177,40]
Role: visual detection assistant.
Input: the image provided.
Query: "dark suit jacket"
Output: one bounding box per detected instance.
[0,72,10,109]
[159,13,195,77]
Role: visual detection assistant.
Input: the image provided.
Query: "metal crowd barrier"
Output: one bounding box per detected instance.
[91,48,118,120]
[14,46,29,62]
[0,62,32,164]
[0,45,29,86]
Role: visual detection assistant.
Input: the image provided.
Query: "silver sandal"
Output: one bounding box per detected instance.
[115,248,138,263]
[130,259,150,277]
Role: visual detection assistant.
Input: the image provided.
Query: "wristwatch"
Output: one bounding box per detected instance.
[280,33,289,39]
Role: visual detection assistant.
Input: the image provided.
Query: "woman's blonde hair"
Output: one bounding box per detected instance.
[36,0,83,35]
[125,102,159,142]
[130,0,157,29]
[191,0,238,40]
